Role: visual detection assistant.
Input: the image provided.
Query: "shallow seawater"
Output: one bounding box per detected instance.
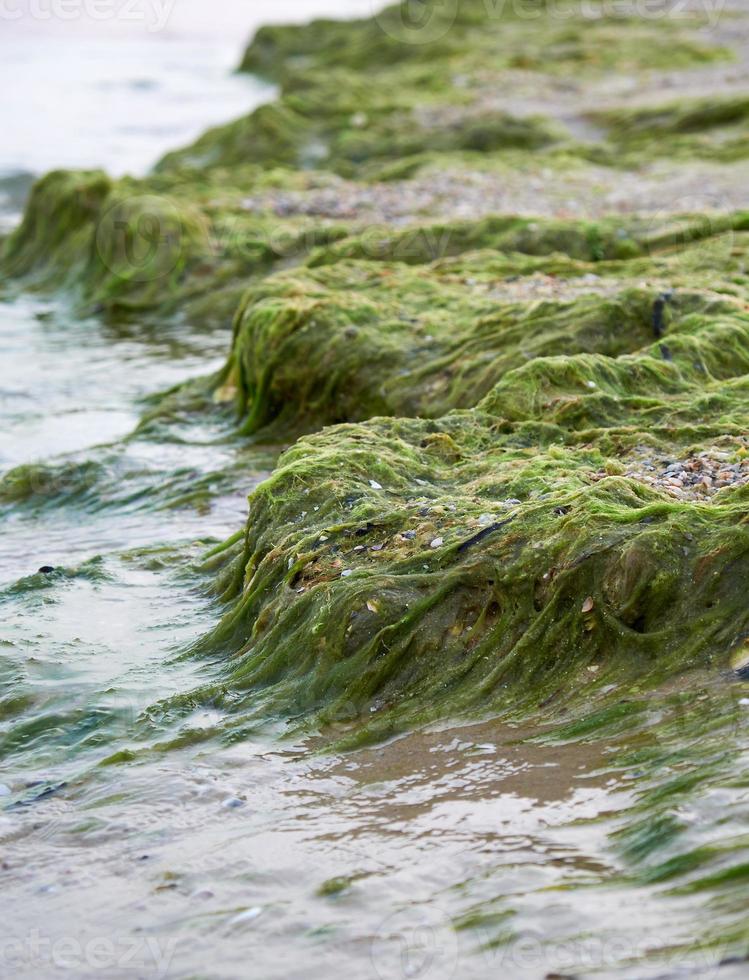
[0,33,273,181]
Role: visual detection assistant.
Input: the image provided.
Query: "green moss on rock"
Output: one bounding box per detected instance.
[592,95,749,164]
[161,1,728,177]
[180,217,749,739]
[219,211,749,436]
[6,0,749,748]
[190,411,749,742]
[1,167,352,324]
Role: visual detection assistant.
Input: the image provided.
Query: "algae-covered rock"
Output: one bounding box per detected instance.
[219,209,749,436]
[2,169,113,284]
[225,268,715,435]
[195,411,749,740]
[161,0,729,178]
[592,94,749,164]
[1,167,351,323]
[192,218,749,737]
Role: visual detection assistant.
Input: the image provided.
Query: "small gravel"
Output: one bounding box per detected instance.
[615,446,749,499]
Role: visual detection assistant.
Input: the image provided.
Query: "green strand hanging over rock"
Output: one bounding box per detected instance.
[0,168,353,325]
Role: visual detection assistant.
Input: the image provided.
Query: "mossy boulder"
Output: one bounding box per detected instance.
[161,0,728,178]
[193,411,749,741]
[224,257,731,436]
[1,168,351,323]
[217,208,749,437]
[2,169,113,284]
[6,0,749,747]
[188,212,749,737]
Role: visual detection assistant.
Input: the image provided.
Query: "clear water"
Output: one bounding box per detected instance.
[1,4,749,979]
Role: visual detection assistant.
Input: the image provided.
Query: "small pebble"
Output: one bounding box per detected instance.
[581,596,595,613]
[38,566,55,574]
[430,537,444,548]
[369,480,383,490]
[341,569,354,577]
[222,797,245,809]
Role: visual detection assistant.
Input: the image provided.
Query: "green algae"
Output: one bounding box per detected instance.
[184,408,749,742]
[214,210,749,436]
[2,0,739,325]
[160,1,730,179]
[306,209,749,269]
[591,94,749,165]
[4,0,749,745]
[1,167,352,325]
[225,263,732,436]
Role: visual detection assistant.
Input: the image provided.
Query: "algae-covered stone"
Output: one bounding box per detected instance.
[195,411,749,740]
[220,210,749,436]
[190,217,749,737]
[161,0,730,178]
[592,95,749,164]
[1,167,352,324]
[2,169,113,284]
